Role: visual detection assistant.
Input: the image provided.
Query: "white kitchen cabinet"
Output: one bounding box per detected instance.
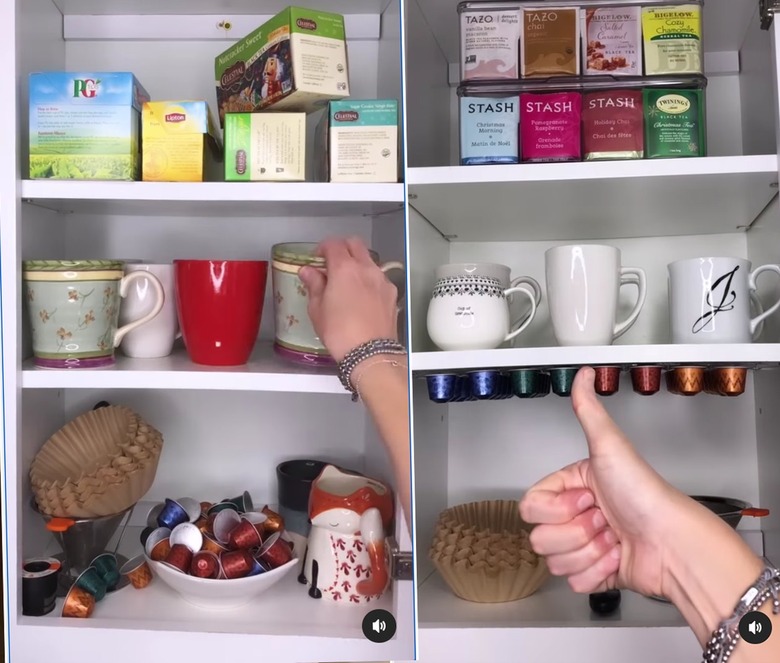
[0,1,414,662]
[404,0,780,661]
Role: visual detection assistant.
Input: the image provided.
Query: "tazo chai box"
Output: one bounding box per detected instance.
[29,72,150,180]
[315,100,399,182]
[215,7,350,126]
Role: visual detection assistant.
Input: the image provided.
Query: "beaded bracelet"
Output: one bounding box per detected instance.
[337,338,406,401]
[703,566,780,663]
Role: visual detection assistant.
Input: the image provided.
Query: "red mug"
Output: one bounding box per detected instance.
[174,260,268,366]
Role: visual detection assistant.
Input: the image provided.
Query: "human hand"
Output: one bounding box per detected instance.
[298,237,399,363]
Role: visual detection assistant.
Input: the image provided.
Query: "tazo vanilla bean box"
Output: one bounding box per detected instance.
[642,5,703,75]
[215,7,349,127]
[582,90,643,160]
[461,8,521,80]
[583,8,641,75]
[520,92,582,162]
[315,100,398,182]
[521,8,580,78]
[460,95,520,165]
[224,112,306,181]
[644,88,706,158]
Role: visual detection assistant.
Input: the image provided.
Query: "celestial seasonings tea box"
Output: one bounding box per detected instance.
[582,90,644,160]
[214,7,349,126]
[142,101,222,182]
[224,112,306,181]
[521,8,580,78]
[644,88,706,158]
[461,7,521,80]
[315,100,399,182]
[460,96,520,165]
[642,5,703,75]
[520,92,582,162]
[29,72,149,180]
[583,7,641,75]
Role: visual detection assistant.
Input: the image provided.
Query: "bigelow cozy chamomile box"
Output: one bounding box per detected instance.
[29,72,150,180]
[315,100,399,182]
[214,6,350,127]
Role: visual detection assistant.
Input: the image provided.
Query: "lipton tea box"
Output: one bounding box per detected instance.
[315,100,399,182]
[29,72,150,180]
[215,7,349,127]
[142,102,222,182]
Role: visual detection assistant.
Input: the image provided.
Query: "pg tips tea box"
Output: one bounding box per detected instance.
[215,6,349,126]
[29,72,150,180]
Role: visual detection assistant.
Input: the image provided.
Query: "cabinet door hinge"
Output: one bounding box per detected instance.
[761,0,780,29]
[388,538,414,581]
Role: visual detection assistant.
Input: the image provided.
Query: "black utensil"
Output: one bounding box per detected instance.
[590,589,621,615]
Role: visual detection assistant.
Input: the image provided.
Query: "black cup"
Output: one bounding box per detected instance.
[277,460,328,513]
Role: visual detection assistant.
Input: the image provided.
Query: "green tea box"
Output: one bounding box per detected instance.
[215,7,350,127]
[29,72,150,180]
[315,100,399,182]
[644,88,706,158]
[224,112,306,181]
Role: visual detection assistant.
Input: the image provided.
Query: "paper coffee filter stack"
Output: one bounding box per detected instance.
[429,500,549,603]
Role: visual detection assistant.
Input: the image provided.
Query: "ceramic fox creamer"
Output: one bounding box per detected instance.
[299,465,394,604]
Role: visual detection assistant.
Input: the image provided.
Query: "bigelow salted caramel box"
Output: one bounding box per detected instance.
[214,7,350,127]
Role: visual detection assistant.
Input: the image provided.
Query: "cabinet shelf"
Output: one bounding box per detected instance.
[408,156,779,242]
[21,180,404,218]
[22,343,345,393]
[52,0,387,16]
[411,344,780,374]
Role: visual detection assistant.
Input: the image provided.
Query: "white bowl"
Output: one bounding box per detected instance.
[145,553,299,610]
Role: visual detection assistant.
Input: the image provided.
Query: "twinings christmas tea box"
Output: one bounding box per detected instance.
[642,5,703,75]
[224,112,306,181]
[460,6,521,80]
[582,90,644,160]
[142,102,222,182]
[29,72,149,180]
[520,92,582,162]
[522,8,580,78]
[215,7,349,126]
[583,7,641,76]
[644,88,706,158]
[315,100,398,183]
[460,95,520,165]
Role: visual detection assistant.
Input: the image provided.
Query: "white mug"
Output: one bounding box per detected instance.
[426,275,537,351]
[545,244,647,346]
[120,264,180,358]
[668,257,780,344]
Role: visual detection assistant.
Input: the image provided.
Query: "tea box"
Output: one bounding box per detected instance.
[582,7,642,76]
[521,8,580,78]
[582,90,644,160]
[29,72,149,180]
[224,112,306,181]
[459,96,520,165]
[521,91,582,162]
[642,5,703,75]
[644,88,706,158]
[460,5,521,80]
[142,102,222,182]
[315,100,399,183]
[214,7,349,127]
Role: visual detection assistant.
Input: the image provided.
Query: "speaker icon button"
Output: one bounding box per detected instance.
[739,611,772,644]
[361,609,397,643]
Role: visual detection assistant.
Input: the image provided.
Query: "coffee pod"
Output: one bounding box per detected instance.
[207,501,239,516]
[469,370,499,400]
[74,566,108,602]
[201,534,229,555]
[242,511,268,536]
[712,367,748,397]
[146,502,165,528]
[213,508,242,545]
[222,490,253,513]
[426,374,457,403]
[261,506,285,534]
[258,532,294,569]
[164,544,194,574]
[190,551,221,579]
[594,367,621,396]
[228,518,264,550]
[511,369,539,399]
[90,552,121,591]
[194,515,211,536]
[139,526,155,547]
[144,527,172,562]
[176,497,202,523]
[673,367,704,396]
[703,369,719,395]
[120,555,153,589]
[170,522,204,553]
[221,550,254,579]
[157,498,189,529]
[199,501,213,518]
[62,585,95,618]
[22,557,61,616]
[665,370,680,395]
[631,367,661,396]
[550,367,578,397]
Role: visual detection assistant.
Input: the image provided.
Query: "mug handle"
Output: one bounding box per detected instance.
[749,264,780,335]
[381,261,406,310]
[114,271,166,347]
[509,276,542,328]
[751,291,765,340]
[503,286,537,342]
[613,267,647,340]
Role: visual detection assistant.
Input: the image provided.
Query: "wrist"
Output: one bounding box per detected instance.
[350,353,408,387]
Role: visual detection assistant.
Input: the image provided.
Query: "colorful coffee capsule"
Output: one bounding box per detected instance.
[511,369,550,398]
[228,518,263,550]
[62,585,95,618]
[258,533,294,569]
[201,534,229,556]
[139,526,155,548]
[712,367,748,397]
[673,367,704,396]
[246,556,268,577]
[221,550,254,579]
[90,552,120,591]
[194,515,211,536]
[170,522,204,553]
[222,490,254,513]
[242,511,268,537]
[175,497,202,523]
[164,544,193,574]
[426,374,457,403]
[213,508,242,545]
[120,555,153,590]
[157,498,189,530]
[207,501,239,516]
[144,527,172,562]
[499,373,514,399]
[550,367,578,397]
[631,367,661,396]
[199,501,213,518]
[594,367,621,396]
[190,551,221,579]
[469,370,499,400]
[260,506,285,534]
[703,369,719,395]
[665,370,680,395]
[74,566,107,602]
[146,502,165,529]
[536,372,551,397]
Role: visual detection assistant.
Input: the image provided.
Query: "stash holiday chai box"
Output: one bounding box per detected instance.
[215,7,350,127]
[29,72,150,180]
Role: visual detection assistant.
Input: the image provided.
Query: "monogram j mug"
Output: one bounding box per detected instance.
[668,257,780,344]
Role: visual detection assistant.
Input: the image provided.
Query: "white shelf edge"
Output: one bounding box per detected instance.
[407,155,779,187]
[411,344,780,373]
